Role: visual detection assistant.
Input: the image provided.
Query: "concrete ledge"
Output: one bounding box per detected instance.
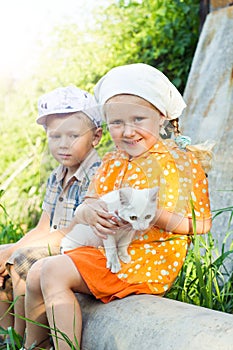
[76,294,233,350]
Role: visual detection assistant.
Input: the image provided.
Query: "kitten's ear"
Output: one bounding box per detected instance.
[150,186,159,202]
[119,188,131,206]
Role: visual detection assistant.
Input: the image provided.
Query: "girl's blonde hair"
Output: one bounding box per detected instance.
[170,118,215,174]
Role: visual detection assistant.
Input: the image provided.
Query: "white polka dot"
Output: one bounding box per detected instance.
[135,264,141,269]
[164,169,169,176]
[144,244,151,249]
[161,269,169,276]
[114,160,121,167]
[173,261,179,267]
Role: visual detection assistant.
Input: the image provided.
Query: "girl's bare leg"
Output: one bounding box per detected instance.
[40,255,91,350]
[25,259,51,350]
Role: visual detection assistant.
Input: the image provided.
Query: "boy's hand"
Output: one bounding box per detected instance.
[74,198,120,239]
[0,247,13,276]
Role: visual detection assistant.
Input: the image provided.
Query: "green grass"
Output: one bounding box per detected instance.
[166,204,233,313]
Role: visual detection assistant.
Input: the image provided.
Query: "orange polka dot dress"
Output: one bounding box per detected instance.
[66,139,211,303]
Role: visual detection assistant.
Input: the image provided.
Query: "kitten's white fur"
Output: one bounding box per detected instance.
[60,187,158,273]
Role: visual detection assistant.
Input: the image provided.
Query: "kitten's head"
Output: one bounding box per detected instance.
[118,187,159,231]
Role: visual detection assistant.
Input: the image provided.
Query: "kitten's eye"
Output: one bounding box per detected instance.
[145,215,152,220]
[129,216,137,221]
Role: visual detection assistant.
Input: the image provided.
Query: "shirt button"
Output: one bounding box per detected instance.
[59,197,64,202]
[53,225,57,229]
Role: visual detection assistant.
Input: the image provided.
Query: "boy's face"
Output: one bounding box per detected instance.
[46,112,100,173]
[105,94,164,158]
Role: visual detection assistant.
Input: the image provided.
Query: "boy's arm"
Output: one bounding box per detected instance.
[0,211,62,276]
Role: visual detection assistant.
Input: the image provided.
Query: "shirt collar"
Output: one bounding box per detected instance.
[55,148,100,183]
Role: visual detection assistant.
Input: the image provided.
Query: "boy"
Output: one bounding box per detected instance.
[0,85,102,338]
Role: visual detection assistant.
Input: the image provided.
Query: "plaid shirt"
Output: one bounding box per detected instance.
[42,148,101,230]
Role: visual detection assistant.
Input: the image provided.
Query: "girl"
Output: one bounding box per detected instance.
[23,64,212,350]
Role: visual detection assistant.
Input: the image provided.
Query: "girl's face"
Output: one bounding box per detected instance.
[105,94,164,158]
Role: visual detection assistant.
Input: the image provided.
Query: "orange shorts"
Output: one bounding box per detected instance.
[65,247,152,303]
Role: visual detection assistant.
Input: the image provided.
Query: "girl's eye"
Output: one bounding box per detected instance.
[129,215,137,221]
[71,134,79,138]
[134,117,144,123]
[110,119,124,125]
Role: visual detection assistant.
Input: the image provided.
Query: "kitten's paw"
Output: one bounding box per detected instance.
[106,257,121,273]
[119,253,131,264]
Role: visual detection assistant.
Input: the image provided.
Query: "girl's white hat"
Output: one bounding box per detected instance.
[37,86,102,127]
[94,63,186,120]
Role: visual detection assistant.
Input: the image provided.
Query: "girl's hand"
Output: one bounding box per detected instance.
[74,198,119,239]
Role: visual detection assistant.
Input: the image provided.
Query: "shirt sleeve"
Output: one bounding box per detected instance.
[158,149,211,221]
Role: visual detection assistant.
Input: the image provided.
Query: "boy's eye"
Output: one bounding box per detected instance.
[50,134,60,139]
[71,134,79,138]
[129,215,137,221]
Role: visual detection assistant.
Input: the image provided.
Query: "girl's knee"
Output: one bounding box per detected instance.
[41,255,80,291]
[26,259,45,294]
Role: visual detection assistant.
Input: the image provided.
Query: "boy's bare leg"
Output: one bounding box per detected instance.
[40,255,91,350]
[24,259,51,349]
[10,266,27,337]
[0,288,14,331]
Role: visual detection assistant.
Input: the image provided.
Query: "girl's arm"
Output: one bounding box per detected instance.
[155,208,212,235]
[63,198,120,240]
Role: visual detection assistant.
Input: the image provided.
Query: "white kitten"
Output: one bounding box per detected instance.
[60,187,158,273]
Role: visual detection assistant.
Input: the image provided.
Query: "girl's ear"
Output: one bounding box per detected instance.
[92,127,103,147]
[159,114,166,127]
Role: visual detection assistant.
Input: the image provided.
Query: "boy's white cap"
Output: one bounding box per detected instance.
[94,63,186,120]
[37,85,102,127]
